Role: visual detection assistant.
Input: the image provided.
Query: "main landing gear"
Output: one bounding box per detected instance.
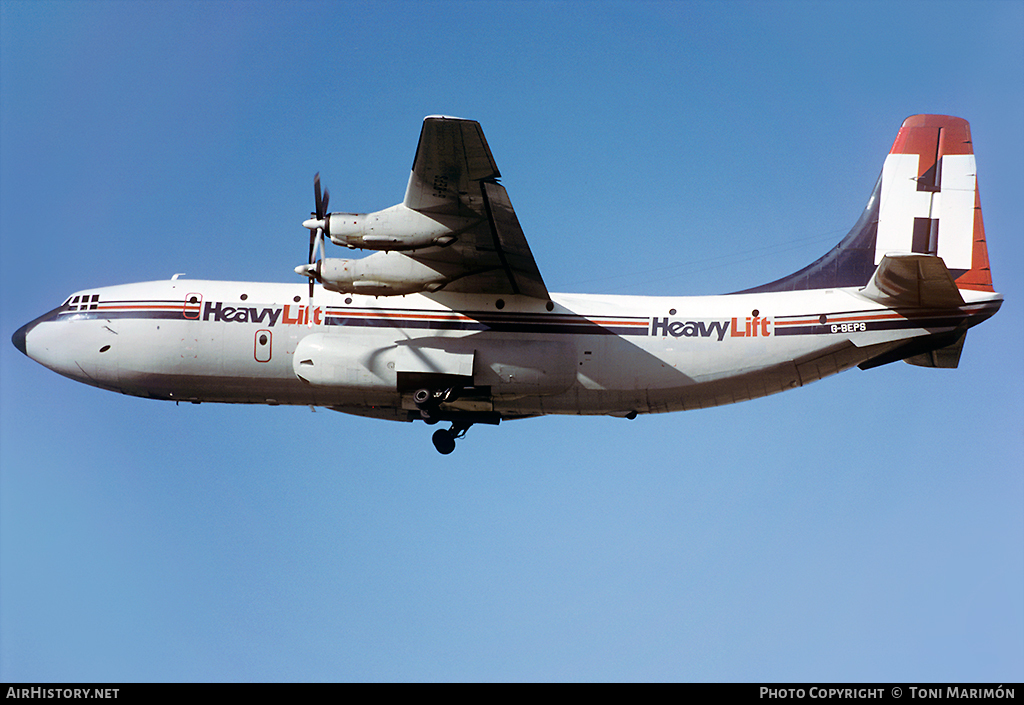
[431,423,471,455]
[415,387,467,455]
[413,386,501,455]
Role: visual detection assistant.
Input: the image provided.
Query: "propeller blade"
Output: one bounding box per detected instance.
[302,173,329,318]
[308,247,321,326]
[314,172,324,220]
[314,227,324,263]
[308,227,325,318]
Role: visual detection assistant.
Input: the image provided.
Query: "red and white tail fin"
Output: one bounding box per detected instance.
[880,115,992,291]
[741,115,993,294]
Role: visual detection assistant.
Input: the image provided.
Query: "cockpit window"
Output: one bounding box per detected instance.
[66,294,100,311]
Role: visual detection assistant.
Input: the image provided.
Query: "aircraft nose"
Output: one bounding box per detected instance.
[12,306,65,359]
[12,320,31,356]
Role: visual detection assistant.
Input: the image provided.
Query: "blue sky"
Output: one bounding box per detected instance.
[1,0,1021,682]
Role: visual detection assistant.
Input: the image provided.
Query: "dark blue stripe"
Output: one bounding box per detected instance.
[325,316,647,336]
[775,315,968,337]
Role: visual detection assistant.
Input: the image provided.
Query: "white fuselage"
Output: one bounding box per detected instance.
[18,278,1002,422]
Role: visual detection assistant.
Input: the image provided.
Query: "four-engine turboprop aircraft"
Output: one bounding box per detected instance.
[12,115,1002,453]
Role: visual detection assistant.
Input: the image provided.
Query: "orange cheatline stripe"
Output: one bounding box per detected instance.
[98,303,183,310]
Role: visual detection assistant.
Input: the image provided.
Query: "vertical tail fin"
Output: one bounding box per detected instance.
[741,115,993,293]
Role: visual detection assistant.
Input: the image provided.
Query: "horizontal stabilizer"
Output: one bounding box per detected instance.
[904,330,966,368]
[860,253,964,308]
[858,329,966,370]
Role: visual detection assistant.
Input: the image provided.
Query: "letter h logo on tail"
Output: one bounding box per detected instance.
[876,115,992,291]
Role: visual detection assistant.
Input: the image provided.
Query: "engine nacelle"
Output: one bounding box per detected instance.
[325,204,478,251]
[317,252,451,296]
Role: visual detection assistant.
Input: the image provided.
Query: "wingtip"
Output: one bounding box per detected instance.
[423,114,470,122]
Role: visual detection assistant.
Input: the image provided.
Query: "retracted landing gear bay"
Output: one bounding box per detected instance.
[413,386,458,423]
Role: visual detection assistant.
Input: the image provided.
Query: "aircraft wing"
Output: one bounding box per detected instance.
[402,116,549,300]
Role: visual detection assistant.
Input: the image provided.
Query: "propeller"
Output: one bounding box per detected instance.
[301,173,329,312]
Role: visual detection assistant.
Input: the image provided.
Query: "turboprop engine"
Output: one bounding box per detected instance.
[304,203,478,251]
[296,251,452,296]
[297,173,475,298]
